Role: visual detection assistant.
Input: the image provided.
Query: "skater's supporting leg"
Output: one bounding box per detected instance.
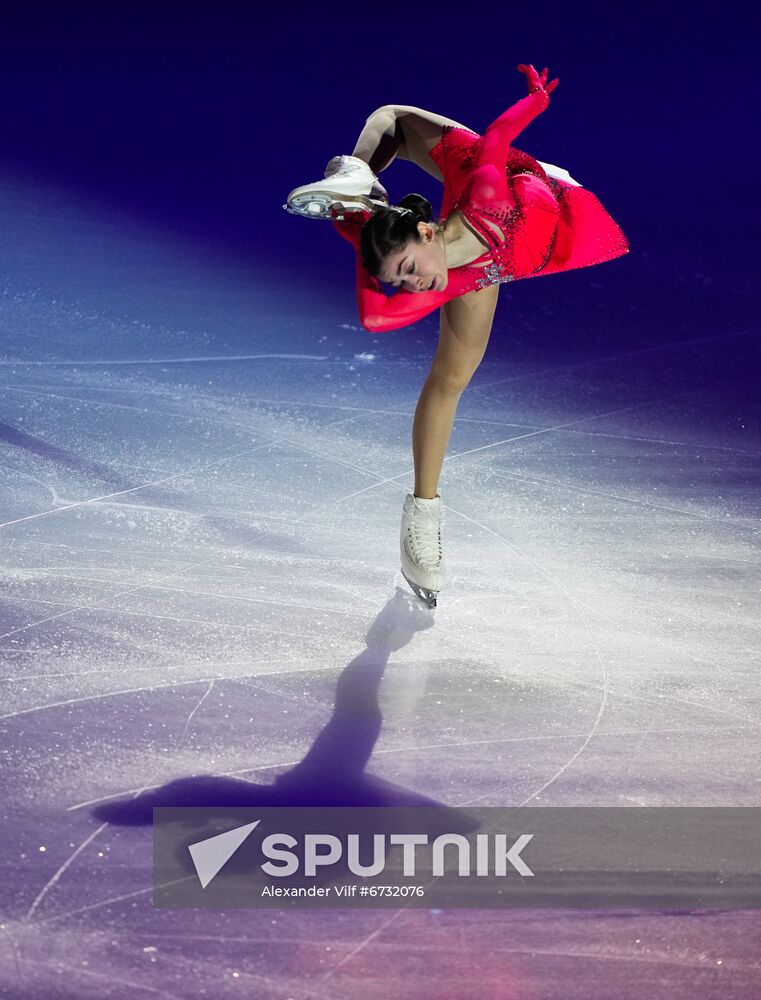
[412,284,499,498]
[352,105,475,181]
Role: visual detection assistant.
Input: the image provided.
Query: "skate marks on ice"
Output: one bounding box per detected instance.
[2,175,760,998]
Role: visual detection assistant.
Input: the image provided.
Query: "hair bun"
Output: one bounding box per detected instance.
[359,192,439,279]
[397,192,432,223]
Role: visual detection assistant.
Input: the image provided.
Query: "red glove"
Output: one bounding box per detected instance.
[331,207,371,252]
[517,63,559,95]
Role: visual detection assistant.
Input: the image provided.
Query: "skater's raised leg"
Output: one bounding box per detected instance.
[284,105,474,219]
[352,104,475,180]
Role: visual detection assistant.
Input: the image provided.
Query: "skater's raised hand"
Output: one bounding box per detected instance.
[517,63,558,95]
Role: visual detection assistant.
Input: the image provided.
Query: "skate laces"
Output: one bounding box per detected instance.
[408,504,443,569]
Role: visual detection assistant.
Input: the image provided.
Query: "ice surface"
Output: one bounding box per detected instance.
[1,173,760,999]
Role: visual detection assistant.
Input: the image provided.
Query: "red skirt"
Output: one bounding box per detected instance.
[530,172,630,278]
[431,128,629,281]
[504,153,630,280]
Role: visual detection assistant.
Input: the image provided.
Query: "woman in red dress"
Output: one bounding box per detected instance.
[284,65,629,607]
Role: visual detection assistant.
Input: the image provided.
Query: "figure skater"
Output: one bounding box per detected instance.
[284,64,629,608]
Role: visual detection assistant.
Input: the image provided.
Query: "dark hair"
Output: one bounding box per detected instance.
[359,193,436,279]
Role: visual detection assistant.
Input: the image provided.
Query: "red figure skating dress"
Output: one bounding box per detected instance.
[333,87,629,332]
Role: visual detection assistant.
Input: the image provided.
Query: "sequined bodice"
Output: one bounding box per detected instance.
[432,125,562,289]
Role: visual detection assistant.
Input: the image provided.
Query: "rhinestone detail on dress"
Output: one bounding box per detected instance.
[474,261,514,288]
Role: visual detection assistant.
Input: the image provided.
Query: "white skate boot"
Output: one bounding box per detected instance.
[283,155,389,220]
[400,493,447,609]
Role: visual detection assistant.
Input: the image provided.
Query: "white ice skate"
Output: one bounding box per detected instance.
[400,493,447,609]
[283,155,389,220]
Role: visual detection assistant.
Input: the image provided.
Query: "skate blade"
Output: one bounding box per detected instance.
[283,187,377,219]
[401,570,437,609]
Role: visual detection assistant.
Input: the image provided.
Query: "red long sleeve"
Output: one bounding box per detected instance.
[476,88,550,176]
[354,254,456,333]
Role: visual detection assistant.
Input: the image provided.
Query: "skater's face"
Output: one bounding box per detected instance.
[379,223,449,293]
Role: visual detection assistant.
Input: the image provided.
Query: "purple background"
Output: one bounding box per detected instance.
[1,0,758,362]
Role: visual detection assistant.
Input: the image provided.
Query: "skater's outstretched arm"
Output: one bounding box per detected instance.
[332,209,457,332]
[352,253,455,332]
[466,64,558,205]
